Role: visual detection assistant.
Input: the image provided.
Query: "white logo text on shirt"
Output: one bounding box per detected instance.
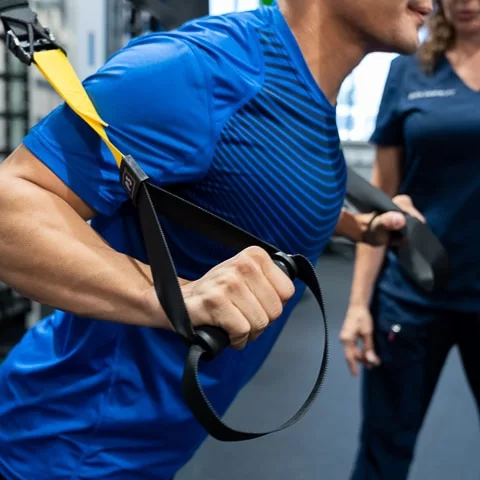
[407,89,456,100]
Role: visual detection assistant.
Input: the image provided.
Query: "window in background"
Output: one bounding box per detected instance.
[8,118,26,149]
[209,0,260,15]
[0,40,29,160]
[88,32,96,67]
[0,79,5,114]
[9,78,27,114]
[0,118,5,153]
[337,53,398,142]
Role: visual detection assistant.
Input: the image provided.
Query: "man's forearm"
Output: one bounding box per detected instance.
[335,210,387,306]
[334,209,371,243]
[0,177,173,328]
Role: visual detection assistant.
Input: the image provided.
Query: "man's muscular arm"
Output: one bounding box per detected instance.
[334,209,372,244]
[0,146,294,349]
[0,145,172,328]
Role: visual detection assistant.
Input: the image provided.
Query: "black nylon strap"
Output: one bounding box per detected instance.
[396,216,451,292]
[182,254,328,442]
[137,183,196,343]
[346,167,451,291]
[145,183,280,256]
[124,161,330,442]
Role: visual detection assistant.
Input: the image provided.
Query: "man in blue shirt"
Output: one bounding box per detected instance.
[0,0,432,479]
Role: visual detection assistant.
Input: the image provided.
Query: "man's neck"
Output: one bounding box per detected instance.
[278,0,367,106]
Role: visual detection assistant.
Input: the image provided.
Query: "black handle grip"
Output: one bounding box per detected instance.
[194,253,296,360]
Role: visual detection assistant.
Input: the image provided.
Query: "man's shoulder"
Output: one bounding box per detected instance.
[105,10,268,104]
[167,10,270,133]
[176,9,268,55]
[122,9,268,69]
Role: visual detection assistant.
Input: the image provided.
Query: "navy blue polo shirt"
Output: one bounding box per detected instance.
[372,54,480,312]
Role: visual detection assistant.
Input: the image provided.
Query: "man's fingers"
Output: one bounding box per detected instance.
[372,211,406,232]
[392,194,426,223]
[403,205,426,223]
[371,194,426,240]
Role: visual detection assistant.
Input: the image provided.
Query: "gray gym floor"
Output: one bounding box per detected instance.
[178,250,480,480]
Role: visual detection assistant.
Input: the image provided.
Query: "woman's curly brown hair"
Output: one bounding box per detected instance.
[418,1,456,73]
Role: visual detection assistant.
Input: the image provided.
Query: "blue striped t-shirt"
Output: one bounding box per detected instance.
[0,5,346,480]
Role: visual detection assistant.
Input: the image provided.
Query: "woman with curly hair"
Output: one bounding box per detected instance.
[341,1,480,478]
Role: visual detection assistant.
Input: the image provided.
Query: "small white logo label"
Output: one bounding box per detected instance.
[408,89,456,100]
[123,171,135,194]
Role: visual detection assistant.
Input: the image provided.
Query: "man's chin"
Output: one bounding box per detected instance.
[397,37,422,54]
[371,36,421,55]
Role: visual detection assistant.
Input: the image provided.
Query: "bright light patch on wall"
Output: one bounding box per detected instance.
[87,32,96,67]
[337,53,398,142]
[209,0,260,15]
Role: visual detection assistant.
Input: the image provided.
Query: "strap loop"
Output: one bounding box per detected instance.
[120,155,150,205]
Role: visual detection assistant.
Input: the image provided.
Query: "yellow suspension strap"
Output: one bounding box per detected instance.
[0,2,332,443]
[34,50,124,166]
[0,4,122,163]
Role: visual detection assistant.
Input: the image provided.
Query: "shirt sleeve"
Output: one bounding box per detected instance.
[369,56,406,147]
[22,34,214,216]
